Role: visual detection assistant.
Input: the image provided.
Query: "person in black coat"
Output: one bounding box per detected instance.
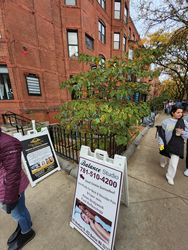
[183,115,188,177]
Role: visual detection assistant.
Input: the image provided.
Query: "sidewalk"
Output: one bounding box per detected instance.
[1,113,188,250]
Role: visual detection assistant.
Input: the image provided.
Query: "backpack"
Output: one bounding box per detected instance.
[155,125,170,158]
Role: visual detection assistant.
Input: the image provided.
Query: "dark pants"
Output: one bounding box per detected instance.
[11,192,32,233]
[186,140,188,169]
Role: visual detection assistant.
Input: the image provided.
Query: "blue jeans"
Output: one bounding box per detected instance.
[11,192,32,234]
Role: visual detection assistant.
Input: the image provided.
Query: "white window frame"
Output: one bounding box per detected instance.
[98,0,106,9]
[0,65,13,100]
[114,32,120,50]
[123,35,126,51]
[124,5,128,23]
[67,30,79,57]
[114,0,121,19]
[128,49,133,60]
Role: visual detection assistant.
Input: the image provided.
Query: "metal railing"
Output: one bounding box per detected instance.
[1,111,44,135]
[2,111,32,135]
[48,124,127,163]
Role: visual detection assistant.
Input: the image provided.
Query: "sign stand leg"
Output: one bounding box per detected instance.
[121,164,129,207]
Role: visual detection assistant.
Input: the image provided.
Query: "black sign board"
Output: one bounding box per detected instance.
[14,129,60,187]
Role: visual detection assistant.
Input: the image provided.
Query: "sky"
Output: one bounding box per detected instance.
[130,0,164,38]
[130,0,146,37]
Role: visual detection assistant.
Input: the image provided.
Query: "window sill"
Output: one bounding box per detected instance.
[63,5,79,9]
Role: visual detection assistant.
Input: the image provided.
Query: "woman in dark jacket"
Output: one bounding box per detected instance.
[0,128,35,250]
[158,106,188,185]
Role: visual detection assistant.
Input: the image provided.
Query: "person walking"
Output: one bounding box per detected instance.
[183,115,188,177]
[158,105,188,185]
[0,127,35,250]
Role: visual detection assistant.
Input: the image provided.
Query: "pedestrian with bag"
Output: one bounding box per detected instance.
[157,105,188,185]
[0,127,35,250]
[183,114,188,177]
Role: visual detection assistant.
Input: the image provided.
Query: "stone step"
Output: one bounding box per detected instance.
[1,124,32,135]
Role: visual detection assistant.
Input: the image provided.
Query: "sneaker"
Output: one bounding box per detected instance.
[160,163,166,168]
[184,169,188,177]
[8,229,35,250]
[160,157,168,168]
[165,175,174,185]
[7,224,21,245]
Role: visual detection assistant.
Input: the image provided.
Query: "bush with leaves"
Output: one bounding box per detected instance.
[58,54,153,146]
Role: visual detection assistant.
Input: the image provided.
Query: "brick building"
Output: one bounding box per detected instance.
[0,0,140,123]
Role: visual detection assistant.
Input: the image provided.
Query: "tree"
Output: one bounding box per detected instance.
[58,54,152,146]
[161,78,185,100]
[137,0,188,36]
[132,0,188,98]
[143,31,188,98]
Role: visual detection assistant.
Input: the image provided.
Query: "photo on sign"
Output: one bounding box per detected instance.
[30,155,54,175]
[27,146,54,174]
[21,134,59,182]
[73,198,112,244]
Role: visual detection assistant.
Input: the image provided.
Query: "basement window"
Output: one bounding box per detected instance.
[25,74,41,96]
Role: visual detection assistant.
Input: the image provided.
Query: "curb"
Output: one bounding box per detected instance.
[123,126,150,160]
[57,125,151,179]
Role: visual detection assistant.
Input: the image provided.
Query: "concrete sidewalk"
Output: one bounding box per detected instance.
[1,113,188,250]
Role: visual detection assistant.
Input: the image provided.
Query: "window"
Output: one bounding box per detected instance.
[98,0,106,9]
[67,30,78,57]
[128,27,131,39]
[133,92,140,102]
[99,54,106,68]
[133,33,135,41]
[64,0,76,5]
[128,49,133,60]
[71,85,77,100]
[124,5,128,23]
[123,35,126,51]
[85,34,94,50]
[98,20,106,44]
[99,54,105,63]
[69,75,77,100]
[25,74,41,96]
[114,32,120,49]
[114,0,121,19]
[0,65,14,100]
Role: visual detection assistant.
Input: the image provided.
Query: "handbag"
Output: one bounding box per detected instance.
[167,118,185,158]
[156,125,170,158]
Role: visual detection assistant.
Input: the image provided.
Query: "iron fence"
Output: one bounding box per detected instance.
[48,124,126,163]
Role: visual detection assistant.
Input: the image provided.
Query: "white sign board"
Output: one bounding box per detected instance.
[70,146,128,250]
[14,128,61,187]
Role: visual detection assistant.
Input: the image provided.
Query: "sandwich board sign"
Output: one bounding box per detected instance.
[14,127,61,187]
[70,145,128,250]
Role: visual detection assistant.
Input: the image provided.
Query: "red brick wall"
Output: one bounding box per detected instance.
[0,0,140,123]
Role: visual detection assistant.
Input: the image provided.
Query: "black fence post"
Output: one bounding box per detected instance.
[48,125,127,163]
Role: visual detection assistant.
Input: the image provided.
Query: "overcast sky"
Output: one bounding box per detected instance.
[130,0,164,38]
[130,0,145,37]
